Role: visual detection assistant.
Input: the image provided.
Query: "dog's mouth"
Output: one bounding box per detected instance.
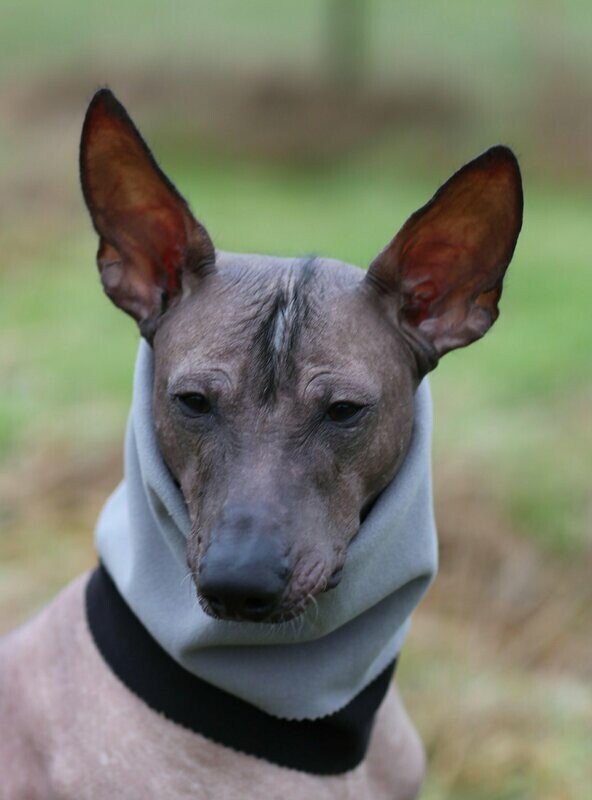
[198,596,305,625]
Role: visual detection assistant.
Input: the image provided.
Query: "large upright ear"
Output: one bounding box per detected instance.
[366,146,523,370]
[80,88,215,339]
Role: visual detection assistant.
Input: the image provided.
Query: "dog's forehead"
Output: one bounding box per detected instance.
[165,252,366,347]
[155,251,397,394]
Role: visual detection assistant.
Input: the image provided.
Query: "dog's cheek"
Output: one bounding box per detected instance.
[153,403,212,497]
[369,413,413,493]
[309,474,364,562]
[183,450,235,576]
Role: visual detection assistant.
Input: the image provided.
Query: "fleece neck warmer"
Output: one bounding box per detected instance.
[94,341,438,722]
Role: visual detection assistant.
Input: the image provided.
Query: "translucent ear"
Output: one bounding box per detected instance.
[366,146,523,361]
[80,88,215,338]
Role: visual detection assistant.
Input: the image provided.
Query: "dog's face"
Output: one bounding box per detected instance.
[151,255,417,621]
[80,90,522,622]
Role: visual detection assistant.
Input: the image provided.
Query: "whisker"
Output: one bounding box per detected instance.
[306,593,319,625]
[180,570,195,590]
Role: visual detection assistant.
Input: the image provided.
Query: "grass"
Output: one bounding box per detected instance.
[401,629,592,800]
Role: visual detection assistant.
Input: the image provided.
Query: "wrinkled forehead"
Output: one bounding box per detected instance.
[155,253,402,395]
[159,254,357,350]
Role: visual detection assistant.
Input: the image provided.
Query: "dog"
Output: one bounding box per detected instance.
[0,89,522,799]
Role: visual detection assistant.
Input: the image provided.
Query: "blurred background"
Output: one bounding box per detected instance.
[0,1,590,797]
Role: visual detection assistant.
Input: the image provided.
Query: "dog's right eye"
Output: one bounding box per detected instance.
[175,393,212,416]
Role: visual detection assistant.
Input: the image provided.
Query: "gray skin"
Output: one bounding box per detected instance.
[152,252,417,623]
[79,89,522,626]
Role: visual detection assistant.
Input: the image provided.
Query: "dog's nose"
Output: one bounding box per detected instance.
[198,533,289,622]
[201,574,284,621]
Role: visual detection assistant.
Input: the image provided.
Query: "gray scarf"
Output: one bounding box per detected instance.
[95,341,438,721]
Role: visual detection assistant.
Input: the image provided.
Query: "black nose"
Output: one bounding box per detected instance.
[199,533,289,622]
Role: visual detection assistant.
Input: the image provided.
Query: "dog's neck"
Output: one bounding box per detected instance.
[93,342,437,722]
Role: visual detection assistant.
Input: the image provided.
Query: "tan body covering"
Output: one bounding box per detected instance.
[0,574,425,799]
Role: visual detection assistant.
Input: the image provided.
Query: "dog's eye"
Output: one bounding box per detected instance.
[326,401,363,424]
[176,393,212,416]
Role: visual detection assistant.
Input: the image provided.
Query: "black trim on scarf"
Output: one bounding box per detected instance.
[85,564,397,775]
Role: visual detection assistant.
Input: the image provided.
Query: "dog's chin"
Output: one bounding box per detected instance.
[196,575,345,625]
[197,595,308,625]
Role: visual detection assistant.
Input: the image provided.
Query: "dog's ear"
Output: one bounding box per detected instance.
[80,88,215,339]
[366,146,523,371]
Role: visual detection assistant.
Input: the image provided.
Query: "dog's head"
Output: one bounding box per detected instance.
[80,89,522,622]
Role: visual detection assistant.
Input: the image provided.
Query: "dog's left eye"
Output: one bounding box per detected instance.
[326,401,364,424]
[176,393,212,416]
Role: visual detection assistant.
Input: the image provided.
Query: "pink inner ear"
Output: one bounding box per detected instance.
[118,204,189,294]
[400,279,438,326]
[398,239,473,326]
[81,91,211,327]
[367,146,522,357]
